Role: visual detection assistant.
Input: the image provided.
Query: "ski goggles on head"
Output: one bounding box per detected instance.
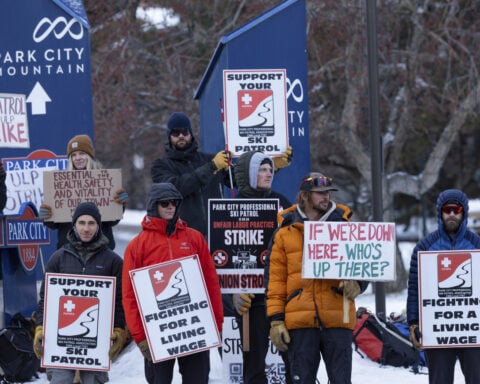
[441,204,463,215]
[299,175,338,192]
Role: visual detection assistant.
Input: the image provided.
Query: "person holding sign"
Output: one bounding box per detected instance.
[407,189,480,384]
[33,202,127,384]
[150,112,233,238]
[122,182,223,384]
[232,150,292,384]
[265,172,368,384]
[39,134,129,250]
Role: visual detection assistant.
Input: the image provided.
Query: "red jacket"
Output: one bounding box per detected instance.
[122,215,223,343]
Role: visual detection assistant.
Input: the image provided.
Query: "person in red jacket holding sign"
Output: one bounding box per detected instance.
[122,182,223,384]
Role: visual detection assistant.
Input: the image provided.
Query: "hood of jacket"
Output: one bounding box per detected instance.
[234,151,274,198]
[436,189,469,240]
[146,183,183,234]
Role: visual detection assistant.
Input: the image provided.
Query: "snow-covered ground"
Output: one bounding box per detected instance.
[30,212,466,383]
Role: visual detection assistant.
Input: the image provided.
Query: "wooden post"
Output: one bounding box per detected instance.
[242,311,250,351]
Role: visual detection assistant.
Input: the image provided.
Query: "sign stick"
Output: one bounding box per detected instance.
[220,98,235,198]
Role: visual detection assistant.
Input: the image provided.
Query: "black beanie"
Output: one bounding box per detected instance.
[72,202,101,225]
[167,112,193,136]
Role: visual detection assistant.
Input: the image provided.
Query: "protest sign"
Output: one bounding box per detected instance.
[129,256,221,363]
[302,221,396,281]
[42,169,123,222]
[418,250,480,348]
[208,198,279,293]
[223,69,289,157]
[42,273,115,370]
[222,316,287,383]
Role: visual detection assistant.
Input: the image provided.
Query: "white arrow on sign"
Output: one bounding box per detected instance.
[26,81,51,115]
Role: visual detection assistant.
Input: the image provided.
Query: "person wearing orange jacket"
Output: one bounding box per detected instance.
[265,172,368,384]
[122,182,223,384]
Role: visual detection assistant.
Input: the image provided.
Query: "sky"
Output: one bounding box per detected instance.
[30,217,468,384]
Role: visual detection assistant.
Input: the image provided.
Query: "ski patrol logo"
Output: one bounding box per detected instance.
[149,262,191,310]
[237,89,274,137]
[57,296,99,348]
[438,253,472,297]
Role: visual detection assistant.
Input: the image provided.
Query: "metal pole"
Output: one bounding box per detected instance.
[366,0,386,316]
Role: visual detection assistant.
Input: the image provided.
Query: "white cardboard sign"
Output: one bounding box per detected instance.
[129,255,221,362]
[418,250,480,348]
[223,69,289,157]
[302,221,396,281]
[42,273,115,371]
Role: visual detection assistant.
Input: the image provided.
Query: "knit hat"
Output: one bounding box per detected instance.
[67,135,95,158]
[299,172,338,192]
[72,202,101,225]
[167,112,193,137]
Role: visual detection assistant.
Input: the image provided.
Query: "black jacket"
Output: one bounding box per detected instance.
[36,230,125,329]
[151,140,228,237]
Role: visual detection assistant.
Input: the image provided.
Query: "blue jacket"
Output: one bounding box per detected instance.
[406,189,480,324]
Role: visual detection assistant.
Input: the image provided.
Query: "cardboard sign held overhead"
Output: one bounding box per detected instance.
[42,169,123,222]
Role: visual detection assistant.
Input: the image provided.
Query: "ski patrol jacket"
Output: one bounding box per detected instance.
[265,203,368,330]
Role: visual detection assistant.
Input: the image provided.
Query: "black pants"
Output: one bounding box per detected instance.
[425,347,480,384]
[144,350,210,384]
[288,327,353,384]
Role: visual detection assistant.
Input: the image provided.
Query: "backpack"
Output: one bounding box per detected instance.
[0,313,40,383]
[353,308,424,373]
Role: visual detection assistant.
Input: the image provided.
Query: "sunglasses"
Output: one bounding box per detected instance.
[158,200,179,208]
[170,128,190,137]
[302,176,333,187]
[441,204,463,215]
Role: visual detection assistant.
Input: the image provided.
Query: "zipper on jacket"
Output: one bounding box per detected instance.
[286,288,303,304]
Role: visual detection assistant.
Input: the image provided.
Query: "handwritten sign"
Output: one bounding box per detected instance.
[418,250,480,348]
[0,93,29,148]
[129,256,221,363]
[42,169,123,222]
[42,273,115,371]
[3,151,68,215]
[302,221,396,281]
[208,198,279,293]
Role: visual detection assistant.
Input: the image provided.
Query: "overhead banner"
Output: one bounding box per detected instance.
[418,250,480,348]
[302,221,396,281]
[208,198,279,293]
[129,256,221,362]
[42,273,115,371]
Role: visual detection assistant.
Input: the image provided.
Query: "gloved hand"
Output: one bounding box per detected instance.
[272,146,293,171]
[409,324,422,350]
[39,204,53,220]
[233,293,255,316]
[114,188,129,206]
[269,320,290,352]
[109,327,127,360]
[340,280,361,300]
[33,325,44,359]
[212,150,231,171]
[137,340,152,361]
